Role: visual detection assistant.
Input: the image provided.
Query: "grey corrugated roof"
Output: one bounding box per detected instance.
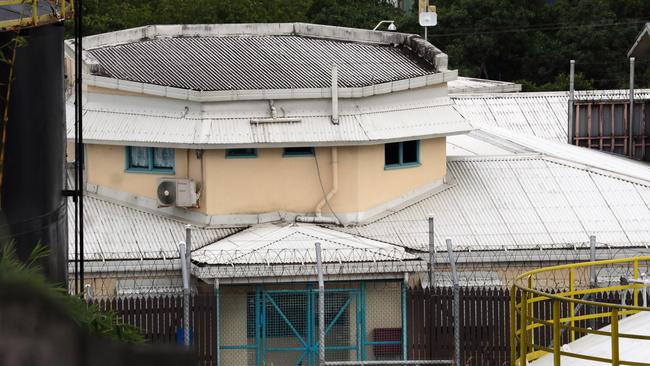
[452,89,650,143]
[66,94,471,147]
[68,195,244,261]
[335,155,650,252]
[87,34,435,91]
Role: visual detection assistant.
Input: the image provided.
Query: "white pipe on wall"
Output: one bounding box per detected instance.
[331,64,339,125]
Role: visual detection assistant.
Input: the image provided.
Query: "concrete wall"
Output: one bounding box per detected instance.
[80,138,445,217]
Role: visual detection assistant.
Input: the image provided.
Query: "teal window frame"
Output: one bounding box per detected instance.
[384,140,420,170]
[226,148,258,158]
[125,146,175,174]
[282,147,315,157]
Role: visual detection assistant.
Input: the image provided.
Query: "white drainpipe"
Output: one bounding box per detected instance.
[315,147,338,217]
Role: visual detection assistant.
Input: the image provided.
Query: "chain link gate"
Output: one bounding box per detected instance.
[262,287,359,366]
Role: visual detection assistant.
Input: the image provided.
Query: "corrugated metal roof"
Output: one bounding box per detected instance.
[448,77,521,94]
[192,222,424,279]
[452,89,650,142]
[87,35,436,91]
[335,155,650,251]
[67,96,471,146]
[68,195,243,261]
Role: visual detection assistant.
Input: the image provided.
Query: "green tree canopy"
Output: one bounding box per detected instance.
[75,0,650,91]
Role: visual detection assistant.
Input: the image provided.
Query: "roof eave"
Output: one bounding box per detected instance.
[84,70,458,102]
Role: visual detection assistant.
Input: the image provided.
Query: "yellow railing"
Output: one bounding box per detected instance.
[0,0,73,29]
[511,256,650,366]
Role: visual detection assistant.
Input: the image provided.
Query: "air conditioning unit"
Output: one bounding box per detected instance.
[156,178,198,208]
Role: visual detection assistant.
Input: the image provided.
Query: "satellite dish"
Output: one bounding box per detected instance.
[419,11,437,27]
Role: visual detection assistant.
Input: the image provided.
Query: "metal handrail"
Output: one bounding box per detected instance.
[510,256,650,366]
[0,0,73,29]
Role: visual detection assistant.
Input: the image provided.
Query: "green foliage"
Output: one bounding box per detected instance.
[0,242,145,344]
[71,0,650,91]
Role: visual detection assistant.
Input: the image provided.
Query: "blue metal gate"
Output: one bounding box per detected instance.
[262,287,359,366]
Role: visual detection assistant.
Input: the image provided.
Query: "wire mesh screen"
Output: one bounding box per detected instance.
[218,281,402,366]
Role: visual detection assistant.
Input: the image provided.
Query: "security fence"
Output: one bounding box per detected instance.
[95,285,643,366]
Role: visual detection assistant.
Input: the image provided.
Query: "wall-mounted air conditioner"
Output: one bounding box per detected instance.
[156,178,198,208]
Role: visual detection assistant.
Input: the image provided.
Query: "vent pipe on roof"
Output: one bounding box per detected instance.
[331,64,339,125]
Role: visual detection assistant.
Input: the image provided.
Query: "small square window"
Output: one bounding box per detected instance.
[384,140,420,169]
[226,148,257,158]
[385,143,400,166]
[283,147,315,157]
[402,140,418,164]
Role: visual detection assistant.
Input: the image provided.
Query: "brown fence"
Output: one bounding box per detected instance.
[94,288,629,366]
[95,294,216,366]
[407,287,627,366]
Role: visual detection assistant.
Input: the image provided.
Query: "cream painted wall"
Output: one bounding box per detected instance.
[81,137,446,216]
[85,144,192,200]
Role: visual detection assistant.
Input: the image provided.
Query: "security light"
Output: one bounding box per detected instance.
[373,20,397,32]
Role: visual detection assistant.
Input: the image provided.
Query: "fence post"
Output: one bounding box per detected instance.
[179,241,190,348]
[519,292,528,366]
[553,299,561,366]
[428,216,435,289]
[315,242,325,365]
[445,238,460,366]
[629,57,635,158]
[214,278,220,366]
[402,273,408,361]
[611,308,620,366]
[568,59,575,145]
[510,287,517,366]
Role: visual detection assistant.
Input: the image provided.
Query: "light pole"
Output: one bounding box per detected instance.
[373,20,397,31]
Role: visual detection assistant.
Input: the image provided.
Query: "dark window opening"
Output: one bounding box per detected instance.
[283,147,315,157]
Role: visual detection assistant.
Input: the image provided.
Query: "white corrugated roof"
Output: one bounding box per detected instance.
[67,93,471,147]
[68,195,243,261]
[448,77,521,94]
[452,89,650,143]
[192,222,424,279]
[335,154,650,251]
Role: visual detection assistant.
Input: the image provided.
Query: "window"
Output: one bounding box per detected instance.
[125,147,175,173]
[283,147,315,157]
[384,140,420,169]
[225,148,257,158]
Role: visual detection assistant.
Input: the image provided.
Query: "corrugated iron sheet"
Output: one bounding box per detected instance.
[336,155,650,251]
[193,222,418,266]
[88,35,436,91]
[68,195,243,261]
[452,89,650,143]
[67,98,470,146]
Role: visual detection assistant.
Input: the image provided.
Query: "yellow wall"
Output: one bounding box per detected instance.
[80,137,446,216]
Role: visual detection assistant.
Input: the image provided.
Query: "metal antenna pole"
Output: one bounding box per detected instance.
[315,242,325,365]
[568,60,575,145]
[589,235,597,330]
[446,238,460,366]
[629,57,635,158]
